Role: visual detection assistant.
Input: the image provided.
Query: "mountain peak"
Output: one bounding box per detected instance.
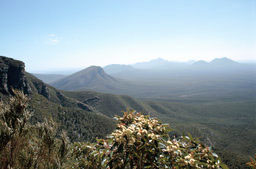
[210,57,237,65]
[83,66,104,73]
[52,65,119,91]
[86,65,102,70]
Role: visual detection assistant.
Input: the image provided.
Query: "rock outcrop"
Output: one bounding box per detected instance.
[0,56,50,99]
[29,75,50,99]
[0,56,31,95]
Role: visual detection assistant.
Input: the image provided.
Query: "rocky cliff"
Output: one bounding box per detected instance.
[0,56,53,100]
[0,56,31,95]
[0,56,51,98]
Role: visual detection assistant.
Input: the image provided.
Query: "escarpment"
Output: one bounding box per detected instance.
[0,56,31,95]
[0,56,50,99]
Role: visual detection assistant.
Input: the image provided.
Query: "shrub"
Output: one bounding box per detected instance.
[71,110,227,169]
[247,154,256,169]
[0,91,69,169]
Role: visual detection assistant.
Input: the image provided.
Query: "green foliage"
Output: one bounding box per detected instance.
[63,90,256,169]
[25,72,116,142]
[71,110,226,169]
[0,90,31,151]
[28,92,115,142]
[5,91,256,168]
[0,91,69,169]
[247,154,256,169]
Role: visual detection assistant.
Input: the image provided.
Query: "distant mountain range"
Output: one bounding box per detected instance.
[106,57,240,73]
[192,57,238,66]
[46,57,256,101]
[133,58,177,69]
[209,57,238,65]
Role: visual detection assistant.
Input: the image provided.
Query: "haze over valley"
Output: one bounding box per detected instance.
[34,57,256,102]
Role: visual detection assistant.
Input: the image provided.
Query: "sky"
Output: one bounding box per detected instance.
[0,0,255,73]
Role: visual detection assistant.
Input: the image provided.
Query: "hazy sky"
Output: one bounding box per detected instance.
[0,0,255,72]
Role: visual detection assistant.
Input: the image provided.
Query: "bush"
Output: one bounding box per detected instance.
[247,154,256,169]
[0,91,69,169]
[70,110,228,169]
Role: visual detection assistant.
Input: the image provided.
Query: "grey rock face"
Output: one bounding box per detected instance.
[0,56,31,95]
[31,78,50,99]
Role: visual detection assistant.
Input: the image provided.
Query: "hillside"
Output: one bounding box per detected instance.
[1,56,156,142]
[0,56,116,141]
[0,56,167,142]
[63,90,152,117]
[64,90,256,168]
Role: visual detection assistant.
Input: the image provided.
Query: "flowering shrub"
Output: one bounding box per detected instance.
[247,154,256,169]
[71,110,228,169]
